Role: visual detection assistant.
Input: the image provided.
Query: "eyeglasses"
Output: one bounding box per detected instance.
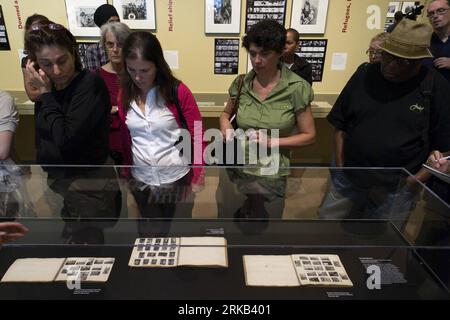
[30,23,65,31]
[105,41,123,50]
[426,7,450,18]
[381,51,417,67]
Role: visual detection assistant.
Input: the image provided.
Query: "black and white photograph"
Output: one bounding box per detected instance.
[215,0,232,24]
[291,254,353,287]
[0,5,11,51]
[121,0,147,20]
[300,0,317,25]
[296,39,328,82]
[290,0,329,34]
[77,42,92,69]
[245,0,287,32]
[402,1,416,14]
[76,7,96,27]
[214,38,239,74]
[387,1,401,17]
[113,0,155,30]
[205,0,241,33]
[65,0,106,37]
[384,17,395,32]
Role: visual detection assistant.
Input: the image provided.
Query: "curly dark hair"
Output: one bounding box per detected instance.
[243,19,286,53]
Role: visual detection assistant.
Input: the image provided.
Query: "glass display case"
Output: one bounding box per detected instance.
[0,164,449,300]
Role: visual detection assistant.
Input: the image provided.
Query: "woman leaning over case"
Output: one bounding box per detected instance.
[118,32,205,221]
[218,19,315,219]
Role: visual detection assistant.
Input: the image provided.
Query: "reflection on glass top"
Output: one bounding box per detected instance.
[0,165,448,248]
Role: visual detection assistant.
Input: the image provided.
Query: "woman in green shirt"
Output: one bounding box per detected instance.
[218,19,315,219]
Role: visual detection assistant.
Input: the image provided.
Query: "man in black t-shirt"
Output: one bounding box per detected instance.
[319,20,450,226]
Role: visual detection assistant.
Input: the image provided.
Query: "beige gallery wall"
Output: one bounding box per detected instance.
[0,0,430,94]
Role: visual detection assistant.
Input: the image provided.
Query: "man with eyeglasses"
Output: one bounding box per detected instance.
[366,32,386,64]
[424,0,450,82]
[319,19,450,225]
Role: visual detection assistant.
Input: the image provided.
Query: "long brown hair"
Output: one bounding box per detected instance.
[121,32,177,111]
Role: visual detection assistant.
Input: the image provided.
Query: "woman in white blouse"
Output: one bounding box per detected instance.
[118,32,205,221]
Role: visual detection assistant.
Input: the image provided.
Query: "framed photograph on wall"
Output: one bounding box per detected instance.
[386,2,401,17]
[245,0,287,33]
[401,1,416,14]
[65,0,106,37]
[296,39,328,82]
[205,0,241,34]
[214,38,239,74]
[113,0,156,30]
[290,0,329,34]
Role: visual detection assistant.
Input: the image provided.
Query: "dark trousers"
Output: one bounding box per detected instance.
[131,174,195,237]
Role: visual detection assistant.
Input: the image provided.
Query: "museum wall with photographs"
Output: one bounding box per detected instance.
[0,0,429,95]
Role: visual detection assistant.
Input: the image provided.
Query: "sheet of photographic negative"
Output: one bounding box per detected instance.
[129,238,180,267]
[55,257,115,282]
[296,39,328,82]
[291,254,353,287]
[214,39,239,75]
[0,6,11,51]
[245,0,287,32]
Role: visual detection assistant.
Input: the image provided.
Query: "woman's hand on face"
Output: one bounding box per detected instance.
[25,60,52,94]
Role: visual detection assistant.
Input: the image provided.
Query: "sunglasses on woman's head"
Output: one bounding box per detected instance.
[30,23,65,31]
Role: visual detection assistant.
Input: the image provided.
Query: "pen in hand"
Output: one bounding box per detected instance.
[434,155,450,162]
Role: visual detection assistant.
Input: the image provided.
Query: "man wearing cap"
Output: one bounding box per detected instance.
[424,0,450,82]
[85,4,120,71]
[318,19,450,225]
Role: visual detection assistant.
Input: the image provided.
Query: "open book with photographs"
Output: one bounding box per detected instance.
[1,257,114,283]
[128,237,228,268]
[243,254,353,287]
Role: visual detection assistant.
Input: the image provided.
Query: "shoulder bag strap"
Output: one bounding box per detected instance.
[230,74,245,119]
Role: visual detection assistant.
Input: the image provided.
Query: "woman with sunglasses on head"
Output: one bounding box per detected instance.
[118,32,205,222]
[23,22,121,237]
[98,21,131,165]
[24,22,111,166]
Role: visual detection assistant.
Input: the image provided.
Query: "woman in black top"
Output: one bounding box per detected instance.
[24,22,110,165]
[23,22,120,236]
